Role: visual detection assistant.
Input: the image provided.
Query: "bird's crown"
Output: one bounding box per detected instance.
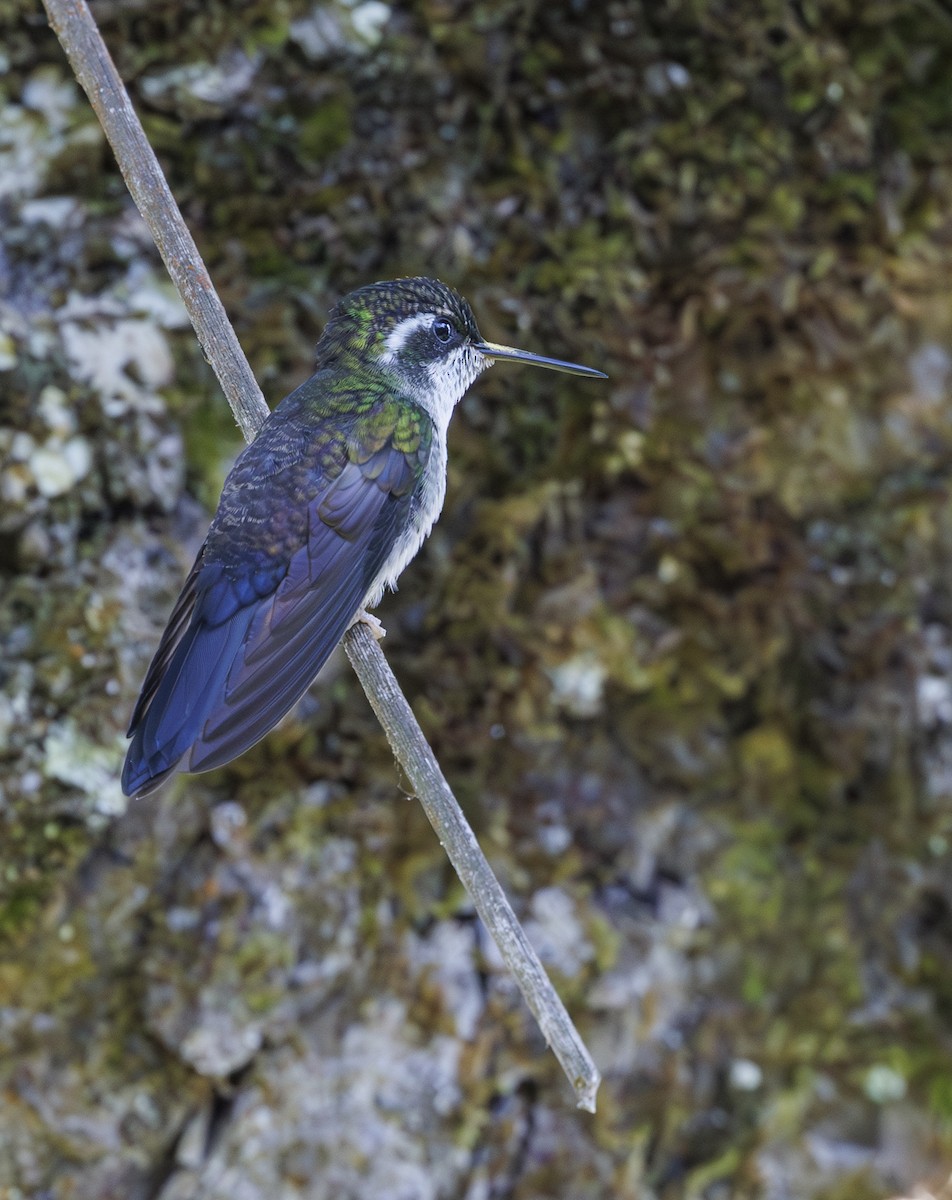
[315,277,481,370]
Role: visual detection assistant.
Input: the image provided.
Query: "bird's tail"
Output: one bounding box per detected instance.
[121,606,257,798]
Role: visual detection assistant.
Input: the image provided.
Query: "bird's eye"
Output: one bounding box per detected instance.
[432,318,453,343]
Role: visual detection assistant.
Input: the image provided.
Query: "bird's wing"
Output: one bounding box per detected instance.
[186,450,413,773]
[126,546,206,736]
[122,419,427,797]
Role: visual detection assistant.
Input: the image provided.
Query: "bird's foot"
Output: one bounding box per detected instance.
[350,608,386,641]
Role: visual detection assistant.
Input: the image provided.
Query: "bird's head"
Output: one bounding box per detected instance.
[315,277,606,432]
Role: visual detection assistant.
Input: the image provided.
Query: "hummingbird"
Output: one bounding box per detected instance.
[121,277,606,797]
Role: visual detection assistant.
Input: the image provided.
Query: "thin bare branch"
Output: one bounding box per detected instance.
[344,623,601,1111]
[43,0,268,442]
[42,0,601,1110]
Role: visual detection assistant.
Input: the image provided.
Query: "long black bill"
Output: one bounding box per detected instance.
[474,340,607,379]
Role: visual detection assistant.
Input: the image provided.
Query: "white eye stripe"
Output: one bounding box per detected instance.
[378,313,435,364]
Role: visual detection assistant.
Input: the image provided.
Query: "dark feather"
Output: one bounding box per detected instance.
[126,547,205,735]
[122,413,427,797]
[187,463,411,773]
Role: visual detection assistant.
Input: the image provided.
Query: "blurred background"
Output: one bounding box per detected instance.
[2,1,952,1196]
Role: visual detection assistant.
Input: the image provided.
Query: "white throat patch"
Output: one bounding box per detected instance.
[374,311,491,438]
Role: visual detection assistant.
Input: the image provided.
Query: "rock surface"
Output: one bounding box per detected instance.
[2,1,952,1197]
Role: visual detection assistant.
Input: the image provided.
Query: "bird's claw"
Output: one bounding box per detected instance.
[351,608,386,641]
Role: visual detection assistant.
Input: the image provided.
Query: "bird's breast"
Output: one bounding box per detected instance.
[363,434,447,607]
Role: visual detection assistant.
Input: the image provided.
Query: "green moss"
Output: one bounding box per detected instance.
[298,95,353,163]
[178,394,247,511]
[8,0,952,1191]
[813,1172,890,1200]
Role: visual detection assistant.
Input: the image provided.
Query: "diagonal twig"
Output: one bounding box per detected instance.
[344,626,600,1111]
[42,0,601,1112]
[44,0,268,443]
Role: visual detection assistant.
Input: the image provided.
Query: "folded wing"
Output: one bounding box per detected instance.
[122,438,422,798]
